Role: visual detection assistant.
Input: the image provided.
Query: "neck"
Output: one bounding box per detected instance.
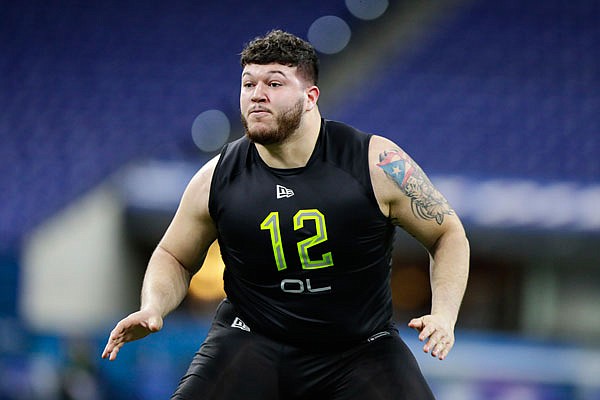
[254,109,322,169]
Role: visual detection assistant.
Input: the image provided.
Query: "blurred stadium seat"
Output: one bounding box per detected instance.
[331,0,599,184]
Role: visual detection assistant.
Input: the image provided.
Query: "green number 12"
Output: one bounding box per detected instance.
[260,209,334,271]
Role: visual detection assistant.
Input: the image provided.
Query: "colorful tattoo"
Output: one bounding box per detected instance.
[377,149,454,225]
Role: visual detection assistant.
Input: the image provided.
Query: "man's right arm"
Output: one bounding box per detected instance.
[102,156,219,361]
[142,155,220,317]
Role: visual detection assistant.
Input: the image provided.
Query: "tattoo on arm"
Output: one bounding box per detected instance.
[377,149,454,225]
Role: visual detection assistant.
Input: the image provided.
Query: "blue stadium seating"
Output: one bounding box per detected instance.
[331,0,599,184]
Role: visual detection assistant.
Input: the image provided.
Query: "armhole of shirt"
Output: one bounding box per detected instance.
[208,143,229,220]
[364,133,390,222]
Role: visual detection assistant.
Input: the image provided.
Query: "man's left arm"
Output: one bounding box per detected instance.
[369,135,470,360]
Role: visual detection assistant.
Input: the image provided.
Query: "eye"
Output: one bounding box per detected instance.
[242,81,255,88]
[269,81,282,88]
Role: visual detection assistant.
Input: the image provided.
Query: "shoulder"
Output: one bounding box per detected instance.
[321,119,372,163]
[323,119,370,140]
[322,123,396,160]
[182,155,221,214]
[368,134,400,157]
[210,136,252,180]
[190,155,220,189]
[368,134,414,192]
[368,135,413,217]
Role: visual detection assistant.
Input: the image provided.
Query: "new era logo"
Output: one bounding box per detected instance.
[231,317,251,332]
[276,185,295,199]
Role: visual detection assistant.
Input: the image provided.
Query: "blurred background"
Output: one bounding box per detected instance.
[1,0,599,398]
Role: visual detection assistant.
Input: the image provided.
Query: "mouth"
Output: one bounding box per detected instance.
[249,107,271,117]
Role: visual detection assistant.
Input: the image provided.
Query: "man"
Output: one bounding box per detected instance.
[102,30,469,399]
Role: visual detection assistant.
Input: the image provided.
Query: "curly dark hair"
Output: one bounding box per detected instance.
[240,30,319,85]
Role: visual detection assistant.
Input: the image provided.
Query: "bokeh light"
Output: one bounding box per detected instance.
[345,0,389,20]
[307,16,351,55]
[191,109,230,152]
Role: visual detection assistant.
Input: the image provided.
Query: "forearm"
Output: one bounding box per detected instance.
[429,228,470,327]
[140,245,193,318]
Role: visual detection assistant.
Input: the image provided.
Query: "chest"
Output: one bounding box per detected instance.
[213,161,389,274]
[223,163,372,234]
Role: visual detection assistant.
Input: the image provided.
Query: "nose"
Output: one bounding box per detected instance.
[251,82,267,102]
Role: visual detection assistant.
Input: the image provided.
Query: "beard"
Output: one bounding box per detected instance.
[241,98,304,145]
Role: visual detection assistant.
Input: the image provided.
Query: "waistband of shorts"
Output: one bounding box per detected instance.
[211,298,398,350]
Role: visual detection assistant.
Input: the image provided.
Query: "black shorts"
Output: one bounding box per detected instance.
[171,299,434,400]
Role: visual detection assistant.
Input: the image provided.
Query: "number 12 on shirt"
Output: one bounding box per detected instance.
[260,209,334,271]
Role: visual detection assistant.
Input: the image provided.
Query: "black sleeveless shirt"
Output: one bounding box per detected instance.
[209,119,396,348]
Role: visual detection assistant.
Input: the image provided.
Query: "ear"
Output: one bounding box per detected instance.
[305,85,320,111]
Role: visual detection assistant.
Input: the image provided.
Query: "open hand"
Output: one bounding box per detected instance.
[102,309,163,361]
[408,314,455,360]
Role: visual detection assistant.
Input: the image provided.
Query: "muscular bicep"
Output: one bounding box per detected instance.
[370,136,456,249]
[157,157,219,274]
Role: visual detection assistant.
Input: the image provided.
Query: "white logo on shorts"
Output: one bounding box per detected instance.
[231,317,251,332]
[367,331,391,342]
